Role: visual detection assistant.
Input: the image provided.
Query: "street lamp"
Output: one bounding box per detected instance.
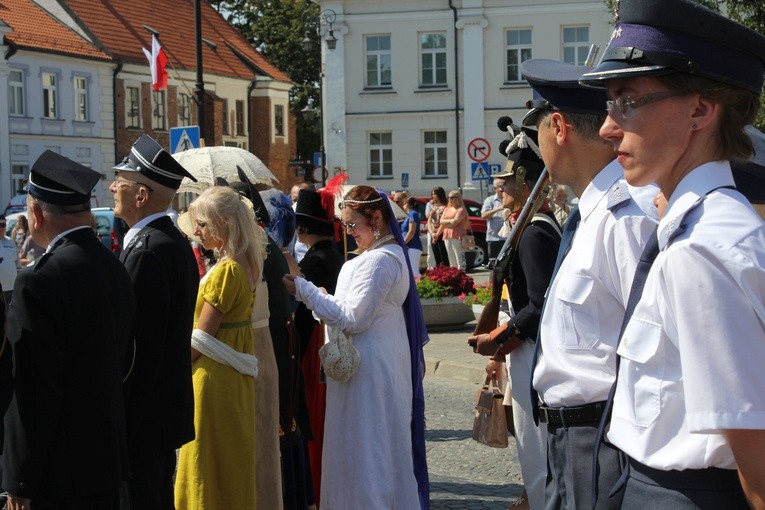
[302,9,337,52]
[301,9,337,187]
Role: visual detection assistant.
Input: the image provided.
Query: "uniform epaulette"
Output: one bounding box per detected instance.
[606,182,632,212]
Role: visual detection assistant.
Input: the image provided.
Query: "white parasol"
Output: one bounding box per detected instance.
[173,146,279,194]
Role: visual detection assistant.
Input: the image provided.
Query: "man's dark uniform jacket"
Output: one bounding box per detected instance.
[2,227,135,501]
[120,216,198,454]
[492,212,561,346]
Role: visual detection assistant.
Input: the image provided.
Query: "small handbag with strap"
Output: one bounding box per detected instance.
[461,218,476,250]
[472,373,508,448]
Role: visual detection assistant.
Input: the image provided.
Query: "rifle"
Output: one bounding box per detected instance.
[471,168,550,337]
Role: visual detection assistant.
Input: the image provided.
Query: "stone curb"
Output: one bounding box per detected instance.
[425,356,487,385]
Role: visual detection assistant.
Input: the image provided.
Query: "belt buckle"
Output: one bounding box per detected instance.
[539,406,550,424]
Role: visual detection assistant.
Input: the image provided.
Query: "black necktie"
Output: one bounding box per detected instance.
[591,229,660,508]
[530,206,581,424]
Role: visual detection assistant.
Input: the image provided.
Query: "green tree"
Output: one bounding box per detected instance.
[211,0,321,162]
[603,0,765,129]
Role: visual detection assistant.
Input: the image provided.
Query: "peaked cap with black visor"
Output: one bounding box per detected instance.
[114,134,197,189]
[28,151,101,206]
[579,0,765,93]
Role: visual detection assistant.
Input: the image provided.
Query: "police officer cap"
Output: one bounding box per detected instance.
[28,151,101,206]
[520,59,608,126]
[114,134,197,189]
[580,0,765,92]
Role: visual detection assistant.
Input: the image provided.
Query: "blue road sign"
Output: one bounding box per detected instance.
[489,163,502,176]
[313,152,323,167]
[471,162,491,180]
[401,172,409,188]
[170,126,201,153]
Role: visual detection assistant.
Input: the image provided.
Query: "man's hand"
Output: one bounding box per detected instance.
[7,494,32,510]
[467,333,498,356]
[485,359,503,378]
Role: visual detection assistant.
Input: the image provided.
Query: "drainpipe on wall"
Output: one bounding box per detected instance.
[247,78,258,152]
[112,61,124,165]
[448,0,461,191]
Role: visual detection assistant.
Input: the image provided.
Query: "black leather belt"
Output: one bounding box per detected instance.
[539,401,607,425]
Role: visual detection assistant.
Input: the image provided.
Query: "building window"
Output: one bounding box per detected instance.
[178,93,192,125]
[369,132,393,177]
[420,32,447,87]
[11,164,28,196]
[74,76,88,121]
[126,86,140,128]
[563,26,590,65]
[365,35,392,88]
[9,70,25,116]
[235,100,245,136]
[42,72,57,118]
[221,98,229,135]
[274,104,285,137]
[152,90,166,130]
[506,29,532,83]
[423,130,448,177]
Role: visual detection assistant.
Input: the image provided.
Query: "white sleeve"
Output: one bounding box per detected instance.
[294,250,402,335]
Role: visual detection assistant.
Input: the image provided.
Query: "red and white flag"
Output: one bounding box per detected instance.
[143,34,168,91]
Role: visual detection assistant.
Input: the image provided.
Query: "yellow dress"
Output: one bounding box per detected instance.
[175,260,258,510]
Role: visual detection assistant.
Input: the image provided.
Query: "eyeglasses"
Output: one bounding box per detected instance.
[342,221,360,231]
[112,178,154,193]
[606,89,688,119]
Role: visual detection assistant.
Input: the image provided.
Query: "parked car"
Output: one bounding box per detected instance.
[6,207,128,255]
[405,196,489,270]
[4,192,27,216]
[91,207,129,255]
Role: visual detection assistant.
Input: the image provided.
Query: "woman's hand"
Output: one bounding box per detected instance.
[283,274,298,295]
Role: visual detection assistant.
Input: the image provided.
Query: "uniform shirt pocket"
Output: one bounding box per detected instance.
[554,272,599,350]
[614,317,664,427]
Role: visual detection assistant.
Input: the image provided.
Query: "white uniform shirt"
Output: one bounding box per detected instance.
[533,160,658,407]
[609,161,765,470]
[482,194,505,241]
[0,235,20,291]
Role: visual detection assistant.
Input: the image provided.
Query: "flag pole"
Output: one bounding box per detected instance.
[195,0,206,138]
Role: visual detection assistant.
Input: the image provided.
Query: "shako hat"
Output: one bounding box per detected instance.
[520,59,608,126]
[28,151,101,205]
[494,137,545,183]
[114,134,197,189]
[579,0,765,93]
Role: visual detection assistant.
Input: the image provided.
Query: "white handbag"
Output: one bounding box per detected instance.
[319,325,360,383]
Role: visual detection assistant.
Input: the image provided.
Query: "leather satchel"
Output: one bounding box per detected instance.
[472,374,508,448]
[461,234,476,251]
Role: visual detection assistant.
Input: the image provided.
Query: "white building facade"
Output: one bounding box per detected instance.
[314,0,613,201]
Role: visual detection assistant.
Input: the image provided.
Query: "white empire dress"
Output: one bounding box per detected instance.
[294,243,420,510]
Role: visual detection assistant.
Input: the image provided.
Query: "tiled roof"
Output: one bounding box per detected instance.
[0,0,110,60]
[61,0,292,83]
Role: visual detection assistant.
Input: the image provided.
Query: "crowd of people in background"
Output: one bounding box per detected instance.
[2,1,765,509]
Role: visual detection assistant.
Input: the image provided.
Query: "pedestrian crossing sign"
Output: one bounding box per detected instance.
[471,162,491,180]
[170,126,201,154]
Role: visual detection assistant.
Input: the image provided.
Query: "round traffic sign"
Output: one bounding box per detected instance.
[467,137,491,162]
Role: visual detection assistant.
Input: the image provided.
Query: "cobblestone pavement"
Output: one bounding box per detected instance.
[425,375,523,509]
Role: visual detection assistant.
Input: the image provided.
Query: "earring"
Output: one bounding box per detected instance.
[374,229,381,240]
[691,123,697,130]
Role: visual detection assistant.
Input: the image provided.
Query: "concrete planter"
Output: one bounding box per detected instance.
[420,296,475,330]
